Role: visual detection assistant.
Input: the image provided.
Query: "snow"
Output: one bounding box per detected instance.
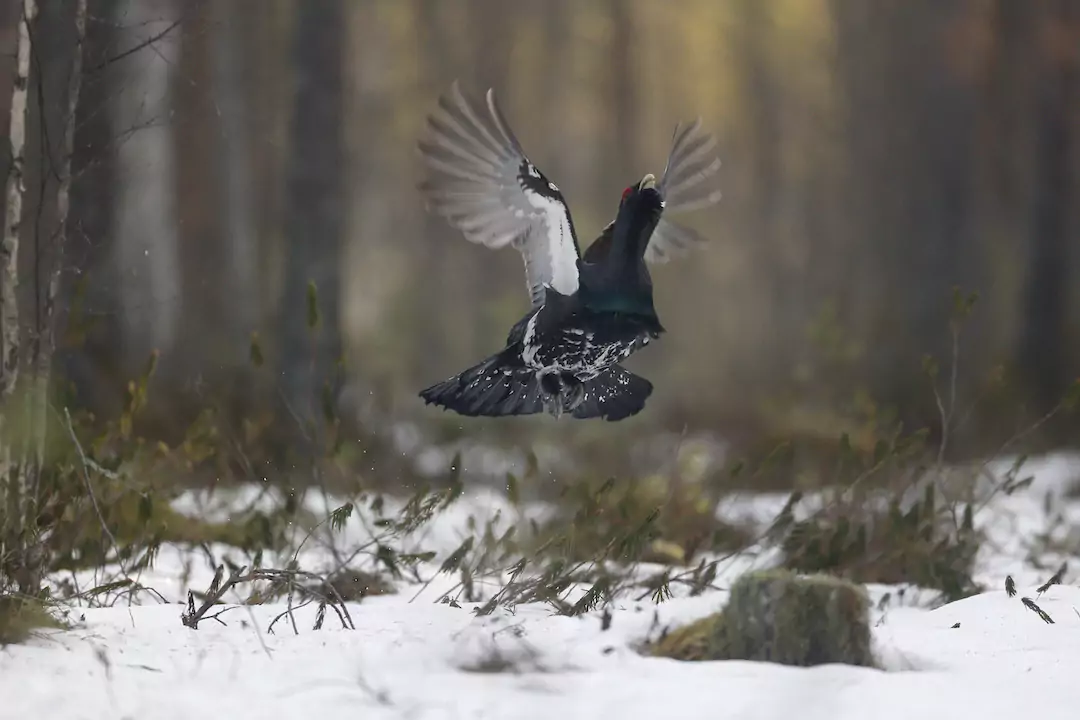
[4,453,1080,720]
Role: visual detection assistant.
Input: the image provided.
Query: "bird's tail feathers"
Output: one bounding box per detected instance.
[572,366,653,422]
[420,356,654,422]
[419,353,544,418]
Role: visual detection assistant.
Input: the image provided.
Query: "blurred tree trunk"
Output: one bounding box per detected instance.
[212,0,257,347]
[607,0,638,184]
[246,1,292,331]
[168,0,259,419]
[198,0,260,425]
[58,0,125,422]
[110,0,181,376]
[414,0,463,382]
[171,1,229,427]
[279,0,344,442]
[467,0,515,349]
[472,0,512,92]
[733,0,784,381]
[340,0,403,396]
[169,0,260,429]
[830,1,976,427]
[898,2,976,387]
[541,0,572,185]
[1016,0,1079,412]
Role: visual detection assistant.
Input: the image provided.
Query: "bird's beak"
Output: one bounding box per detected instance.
[639,173,657,191]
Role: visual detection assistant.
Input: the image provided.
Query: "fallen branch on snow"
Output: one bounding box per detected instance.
[180,563,355,633]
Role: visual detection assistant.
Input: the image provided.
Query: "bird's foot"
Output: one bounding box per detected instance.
[563,377,585,412]
[539,371,585,419]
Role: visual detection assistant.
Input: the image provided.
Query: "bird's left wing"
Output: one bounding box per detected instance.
[418,81,582,308]
[582,119,723,266]
[647,119,723,264]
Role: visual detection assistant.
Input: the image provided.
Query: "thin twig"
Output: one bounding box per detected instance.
[85,17,183,73]
[63,406,127,577]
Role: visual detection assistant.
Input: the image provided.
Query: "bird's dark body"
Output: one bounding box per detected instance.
[515,289,664,381]
[419,295,664,422]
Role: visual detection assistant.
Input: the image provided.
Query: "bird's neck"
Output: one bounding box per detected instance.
[578,262,658,319]
[574,204,662,318]
[581,286,657,319]
[611,207,658,262]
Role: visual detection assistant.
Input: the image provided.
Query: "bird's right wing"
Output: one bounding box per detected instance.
[418,81,582,309]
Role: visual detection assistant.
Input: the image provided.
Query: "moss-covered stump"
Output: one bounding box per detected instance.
[650,569,874,667]
[721,569,873,666]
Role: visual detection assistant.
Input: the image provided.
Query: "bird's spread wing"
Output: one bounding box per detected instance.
[581,119,722,266]
[648,118,723,264]
[418,81,582,308]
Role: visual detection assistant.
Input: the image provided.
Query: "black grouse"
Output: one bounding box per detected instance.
[417,82,722,421]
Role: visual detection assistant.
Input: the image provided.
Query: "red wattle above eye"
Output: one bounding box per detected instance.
[622,187,632,200]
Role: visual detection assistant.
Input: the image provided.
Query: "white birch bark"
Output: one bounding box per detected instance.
[0,0,36,533]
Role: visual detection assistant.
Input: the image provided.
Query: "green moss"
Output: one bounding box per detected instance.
[649,569,875,668]
[649,614,721,661]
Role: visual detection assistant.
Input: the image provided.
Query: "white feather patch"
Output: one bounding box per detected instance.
[522,312,540,368]
[524,191,579,296]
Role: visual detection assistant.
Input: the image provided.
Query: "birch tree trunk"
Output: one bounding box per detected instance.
[1,0,86,595]
[0,0,35,547]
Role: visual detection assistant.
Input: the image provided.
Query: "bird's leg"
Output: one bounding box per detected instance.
[561,374,586,412]
[539,371,564,418]
[538,371,584,418]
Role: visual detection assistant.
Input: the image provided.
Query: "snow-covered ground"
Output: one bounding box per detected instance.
[3,453,1080,720]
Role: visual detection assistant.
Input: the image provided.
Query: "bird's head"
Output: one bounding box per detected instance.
[604,173,666,265]
[619,173,665,219]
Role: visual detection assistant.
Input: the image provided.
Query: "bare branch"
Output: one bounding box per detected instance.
[85,17,184,74]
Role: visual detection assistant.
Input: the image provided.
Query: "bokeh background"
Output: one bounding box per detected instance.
[2,0,1078,489]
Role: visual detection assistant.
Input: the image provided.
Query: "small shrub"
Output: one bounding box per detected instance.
[321,568,395,602]
[0,595,63,645]
[781,481,980,602]
[536,474,751,566]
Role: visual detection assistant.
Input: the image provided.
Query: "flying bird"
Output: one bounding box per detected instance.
[416,81,722,421]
